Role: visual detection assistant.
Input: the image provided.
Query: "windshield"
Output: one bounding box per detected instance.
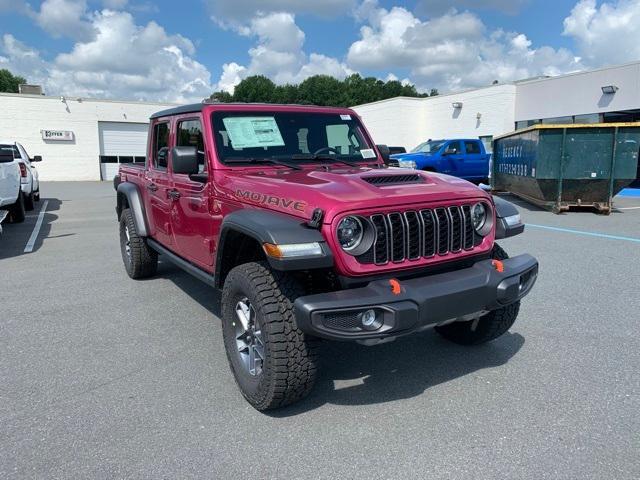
[411,140,446,154]
[212,111,376,164]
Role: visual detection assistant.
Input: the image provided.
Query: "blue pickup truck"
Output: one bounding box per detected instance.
[390,139,490,184]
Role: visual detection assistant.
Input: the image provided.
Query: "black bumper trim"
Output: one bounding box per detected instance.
[293,254,538,341]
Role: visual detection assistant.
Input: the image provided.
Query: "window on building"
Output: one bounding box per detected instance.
[541,116,574,125]
[479,136,493,154]
[177,119,206,173]
[99,155,118,164]
[153,122,169,170]
[574,113,601,124]
[602,109,640,123]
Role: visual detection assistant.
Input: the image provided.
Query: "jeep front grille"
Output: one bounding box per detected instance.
[356,205,481,265]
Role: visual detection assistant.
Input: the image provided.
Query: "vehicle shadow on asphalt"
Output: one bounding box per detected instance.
[270,331,525,416]
[159,263,525,415]
[0,198,62,260]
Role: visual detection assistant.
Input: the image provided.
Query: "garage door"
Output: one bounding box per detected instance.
[98,122,149,180]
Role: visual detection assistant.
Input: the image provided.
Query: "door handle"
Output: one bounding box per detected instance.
[147,183,158,192]
[167,189,181,200]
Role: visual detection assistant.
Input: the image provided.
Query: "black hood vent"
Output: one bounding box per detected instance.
[363,174,424,186]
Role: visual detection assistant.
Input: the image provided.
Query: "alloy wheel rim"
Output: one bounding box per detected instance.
[234,297,264,376]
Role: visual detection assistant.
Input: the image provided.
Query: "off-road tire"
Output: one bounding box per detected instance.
[221,261,319,410]
[119,208,157,279]
[9,190,25,223]
[24,192,35,211]
[435,243,520,345]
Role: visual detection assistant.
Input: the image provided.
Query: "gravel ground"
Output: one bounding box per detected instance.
[1,181,639,479]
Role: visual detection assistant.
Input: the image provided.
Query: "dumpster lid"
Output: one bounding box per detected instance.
[494,122,640,141]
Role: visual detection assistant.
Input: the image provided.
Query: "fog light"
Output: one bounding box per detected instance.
[359,309,382,331]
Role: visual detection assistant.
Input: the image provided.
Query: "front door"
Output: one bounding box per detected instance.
[169,117,215,268]
[443,140,465,177]
[144,120,173,247]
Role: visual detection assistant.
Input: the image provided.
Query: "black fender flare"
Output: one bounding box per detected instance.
[116,182,149,237]
[493,195,524,239]
[216,209,333,276]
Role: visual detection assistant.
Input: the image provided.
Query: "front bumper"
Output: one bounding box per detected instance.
[294,254,538,341]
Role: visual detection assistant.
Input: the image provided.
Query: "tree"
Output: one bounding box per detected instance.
[232,75,276,103]
[0,69,26,93]
[209,73,435,107]
[297,75,344,106]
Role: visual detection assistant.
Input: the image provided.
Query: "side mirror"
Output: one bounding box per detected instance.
[31,155,43,162]
[376,144,391,164]
[171,146,199,175]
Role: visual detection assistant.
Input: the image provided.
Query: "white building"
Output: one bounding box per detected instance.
[353,61,640,154]
[1,61,639,181]
[0,93,175,181]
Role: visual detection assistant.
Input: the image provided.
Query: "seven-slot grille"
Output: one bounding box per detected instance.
[356,205,481,265]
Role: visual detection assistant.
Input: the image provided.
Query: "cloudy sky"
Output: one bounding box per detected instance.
[0,0,639,102]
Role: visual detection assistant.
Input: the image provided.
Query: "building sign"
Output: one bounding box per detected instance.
[41,130,74,141]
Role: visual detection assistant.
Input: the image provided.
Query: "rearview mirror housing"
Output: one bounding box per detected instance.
[376,144,391,164]
[171,146,199,175]
[31,155,43,162]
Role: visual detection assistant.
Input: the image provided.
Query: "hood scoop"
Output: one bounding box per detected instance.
[362,174,424,186]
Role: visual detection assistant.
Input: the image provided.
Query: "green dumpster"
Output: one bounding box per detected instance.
[492,123,640,213]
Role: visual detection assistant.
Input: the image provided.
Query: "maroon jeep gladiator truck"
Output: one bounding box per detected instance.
[114,102,538,410]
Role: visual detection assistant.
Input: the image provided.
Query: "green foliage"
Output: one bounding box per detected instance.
[210,74,435,107]
[0,69,26,93]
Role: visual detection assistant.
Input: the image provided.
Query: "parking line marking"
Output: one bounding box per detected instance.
[526,223,640,244]
[617,206,640,210]
[24,200,49,253]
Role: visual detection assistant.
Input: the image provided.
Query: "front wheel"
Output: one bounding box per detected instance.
[221,261,319,410]
[9,190,25,223]
[24,192,35,211]
[435,244,520,345]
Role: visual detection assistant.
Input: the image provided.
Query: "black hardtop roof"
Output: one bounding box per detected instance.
[149,102,354,119]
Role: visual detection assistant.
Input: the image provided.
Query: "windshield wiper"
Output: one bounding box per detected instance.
[224,157,302,170]
[278,153,358,167]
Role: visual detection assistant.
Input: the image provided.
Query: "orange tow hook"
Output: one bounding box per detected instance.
[492,260,505,273]
[389,278,402,295]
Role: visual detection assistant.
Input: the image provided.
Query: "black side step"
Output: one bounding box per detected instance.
[147,239,216,287]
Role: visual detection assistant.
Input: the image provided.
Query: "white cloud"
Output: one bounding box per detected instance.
[563,0,640,66]
[32,0,96,41]
[1,11,213,102]
[347,2,582,91]
[206,0,357,26]
[214,12,352,93]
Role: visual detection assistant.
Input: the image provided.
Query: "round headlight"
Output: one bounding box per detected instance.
[471,203,487,232]
[337,216,364,252]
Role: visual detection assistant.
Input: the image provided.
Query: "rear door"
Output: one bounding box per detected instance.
[462,140,488,179]
[143,120,174,247]
[169,116,215,268]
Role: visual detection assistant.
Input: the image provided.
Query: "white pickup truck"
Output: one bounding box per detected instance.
[0,143,26,226]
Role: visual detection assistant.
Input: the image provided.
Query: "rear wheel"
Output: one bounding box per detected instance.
[119,208,157,279]
[221,261,319,410]
[435,244,520,345]
[9,190,25,223]
[33,188,40,202]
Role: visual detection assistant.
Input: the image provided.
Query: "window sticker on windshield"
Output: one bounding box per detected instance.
[360,148,376,159]
[340,114,352,120]
[222,116,285,149]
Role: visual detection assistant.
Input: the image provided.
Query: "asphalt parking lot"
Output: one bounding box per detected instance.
[1,182,639,479]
